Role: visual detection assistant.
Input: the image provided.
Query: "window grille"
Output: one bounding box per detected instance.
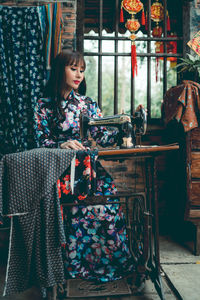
[77,0,183,121]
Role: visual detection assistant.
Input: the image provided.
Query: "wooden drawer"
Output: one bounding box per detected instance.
[189,209,200,219]
[191,181,200,206]
[191,152,200,178]
[191,128,200,150]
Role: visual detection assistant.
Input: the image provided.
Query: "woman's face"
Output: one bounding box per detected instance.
[65,62,85,94]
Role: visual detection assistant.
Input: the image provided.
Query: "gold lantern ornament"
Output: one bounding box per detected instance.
[151,0,170,36]
[120,0,145,77]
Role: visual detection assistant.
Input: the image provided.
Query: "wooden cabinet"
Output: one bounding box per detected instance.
[182,127,200,255]
[165,122,200,255]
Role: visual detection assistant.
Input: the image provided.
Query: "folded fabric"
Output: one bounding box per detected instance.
[162,80,200,132]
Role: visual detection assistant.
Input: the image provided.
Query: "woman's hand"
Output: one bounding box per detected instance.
[60,140,86,150]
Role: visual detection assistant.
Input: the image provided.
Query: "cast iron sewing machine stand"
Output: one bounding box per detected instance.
[61,144,179,300]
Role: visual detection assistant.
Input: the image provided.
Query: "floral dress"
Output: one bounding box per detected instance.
[34,90,134,283]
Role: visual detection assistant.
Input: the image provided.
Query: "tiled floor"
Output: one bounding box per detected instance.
[0,228,199,300]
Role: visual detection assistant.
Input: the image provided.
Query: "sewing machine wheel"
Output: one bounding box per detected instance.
[131,196,146,263]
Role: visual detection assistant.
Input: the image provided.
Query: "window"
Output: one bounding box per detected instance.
[77,0,183,121]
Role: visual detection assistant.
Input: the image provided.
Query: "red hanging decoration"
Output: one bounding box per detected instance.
[167,15,171,31]
[152,26,162,38]
[120,0,144,78]
[131,42,138,77]
[141,9,145,25]
[120,6,124,23]
[125,17,140,77]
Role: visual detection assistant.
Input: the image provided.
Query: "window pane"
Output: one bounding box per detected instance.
[84,56,98,102]
[118,40,131,53]
[151,40,157,53]
[135,40,147,54]
[102,40,114,53]
[84,39,98,53]
[167,60,177,90]
[135,57,147,111]
[118,56,131,113]
[102,56,114,116]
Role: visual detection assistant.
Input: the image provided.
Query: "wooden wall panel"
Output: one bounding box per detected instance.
[191,128,200,150]
[191,181,200,206]
[191,152,200,178]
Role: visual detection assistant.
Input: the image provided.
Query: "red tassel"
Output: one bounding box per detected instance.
[167,15,170,31]
[131,43,137,78]
[120,7,124,23]
[141,10,145,26]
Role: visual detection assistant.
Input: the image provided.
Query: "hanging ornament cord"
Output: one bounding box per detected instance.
[131,41,138,78]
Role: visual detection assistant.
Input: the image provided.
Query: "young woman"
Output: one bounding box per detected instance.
[34,50,134,283]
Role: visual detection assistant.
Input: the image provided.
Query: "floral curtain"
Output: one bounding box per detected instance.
[0,5,46,154]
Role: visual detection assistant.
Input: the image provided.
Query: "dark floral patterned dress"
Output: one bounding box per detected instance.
[34,90,134,282]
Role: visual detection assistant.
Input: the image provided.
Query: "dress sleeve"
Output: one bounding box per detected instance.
[87,100,118,147]
[34,99,58,148]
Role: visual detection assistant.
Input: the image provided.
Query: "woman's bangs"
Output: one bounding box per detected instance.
[69,56,86,70]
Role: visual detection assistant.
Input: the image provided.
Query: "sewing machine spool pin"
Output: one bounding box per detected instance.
[80,109,147,149]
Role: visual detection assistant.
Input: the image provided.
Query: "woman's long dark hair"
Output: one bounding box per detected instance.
[43,50,86,120]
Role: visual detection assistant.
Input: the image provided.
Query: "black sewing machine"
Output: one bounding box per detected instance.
[80,108,147,148]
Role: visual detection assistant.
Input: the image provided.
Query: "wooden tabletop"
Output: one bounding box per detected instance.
[98,143,179,157]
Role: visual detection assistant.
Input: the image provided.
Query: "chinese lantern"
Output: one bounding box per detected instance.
[150,0,171,81]
[120,0,145,77]
[150,0,170,33]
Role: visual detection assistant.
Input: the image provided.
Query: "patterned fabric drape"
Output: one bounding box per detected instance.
[45,3,63,72]
[37,2,63,76]
[0,5,46,154]
[0,148,76,296]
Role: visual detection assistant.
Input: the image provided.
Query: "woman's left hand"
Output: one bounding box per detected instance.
[60,140,86,150]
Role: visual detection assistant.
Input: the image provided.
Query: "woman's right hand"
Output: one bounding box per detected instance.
[60,140,86,150]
